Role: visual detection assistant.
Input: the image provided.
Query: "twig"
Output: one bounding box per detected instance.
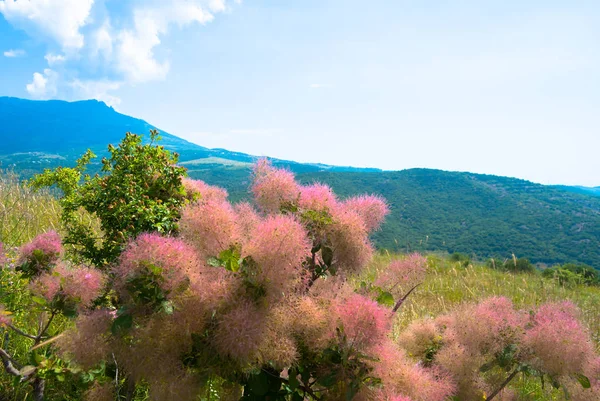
[7,324,38,340]
[485,369,519,401]
[0,347,20,376]
[30,333,65,351]
[392,283,421,312]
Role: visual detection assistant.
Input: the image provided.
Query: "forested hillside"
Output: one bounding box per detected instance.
[2,97,599,268]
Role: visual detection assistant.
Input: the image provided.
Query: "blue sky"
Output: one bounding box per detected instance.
[1,0,599,186]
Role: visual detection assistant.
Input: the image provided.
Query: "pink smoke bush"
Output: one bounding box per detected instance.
[114,233,198,301]
[343,194,390,232]
[335,293,391,350]
[242,215,311,299]
[182,178,228,203]
[299,183,338,211]
[328,206,374,273]
[180,198,239,257]
[251,159,299,213]
[522,301,595,377]
[375,253,428,297]
[18,230,62,271]
[31,263,105,309]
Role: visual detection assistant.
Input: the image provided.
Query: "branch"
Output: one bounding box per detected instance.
[35,310,56,343]
[485,369,519,401]
[392,283,421,313]
[7,324,38,340]
[0,347,21,376]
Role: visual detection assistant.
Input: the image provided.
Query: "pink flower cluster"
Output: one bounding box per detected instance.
[251,159,300,213]
[335,293,392,350]
[114,233,198,300]
[182,178,228,203]
[31,263,106,308]
[18,230,63,268]
[242,215,311,299]
[180,199,239,258]
[343,194,390,232]
[375,253,428,296]
[522,301,595,377]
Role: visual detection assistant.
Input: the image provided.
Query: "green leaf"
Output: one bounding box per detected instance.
[479,360,498,373]
[322,246,334,267]
[288,369,299,391]
[31,296,47,306]
[19,365,37,377]
[111,313,133,335]
[376,291,395,307]
[161,300,174,315]
[219,247,241,272]
[247,372,270,396]
[207,257,222,267]
[575,373,591,389]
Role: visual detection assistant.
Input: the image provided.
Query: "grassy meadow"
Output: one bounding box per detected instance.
[1,173,599,400]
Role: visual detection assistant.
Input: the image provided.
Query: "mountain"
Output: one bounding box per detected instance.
[2,97,599,268]
[552,185,600,197]
[0,97,379,176]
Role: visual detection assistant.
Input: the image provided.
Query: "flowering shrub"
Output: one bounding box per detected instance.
[399,297,598,401]
[16,230,63,277]
[1,137,598,401]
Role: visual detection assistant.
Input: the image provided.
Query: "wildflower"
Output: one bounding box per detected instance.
[17,230,62,275]
[114,233,198,303]
[243,215,311,299]
[522,301,595,377]
[335,293,391,350]
[180,199,238,258]
[251,159,299,213]
[182,178,228,203]
[343,194,390,232]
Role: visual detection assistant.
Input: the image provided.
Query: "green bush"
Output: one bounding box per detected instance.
[31,130,187,266]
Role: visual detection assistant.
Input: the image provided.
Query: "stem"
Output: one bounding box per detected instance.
[392,283,421,313]
[36,311,56,343]
[0,347,21,376]
[32,377,45,401]
[7,324,38,340]
[485,369,519,401]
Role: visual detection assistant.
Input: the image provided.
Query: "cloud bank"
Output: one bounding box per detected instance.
[0,0,239,106]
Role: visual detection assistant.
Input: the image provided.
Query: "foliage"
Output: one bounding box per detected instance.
[542,263,600,286]
[30,130,187,266]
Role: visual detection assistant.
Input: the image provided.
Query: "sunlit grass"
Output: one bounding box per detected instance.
[0,170,62,247]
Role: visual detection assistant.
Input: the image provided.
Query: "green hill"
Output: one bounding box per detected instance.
[2,97,599,268]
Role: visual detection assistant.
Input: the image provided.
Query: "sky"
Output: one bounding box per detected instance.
[1,0,599,186]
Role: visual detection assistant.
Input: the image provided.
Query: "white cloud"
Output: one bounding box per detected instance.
[44,53,66,66]
[3,48,25,57]
[69,79,123,107]
[26,69,58,99]
[1,0,238,101]
[0,0,94,50]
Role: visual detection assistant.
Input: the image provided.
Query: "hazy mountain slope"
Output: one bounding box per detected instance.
[0,97,380,176]
[2,97,599,268]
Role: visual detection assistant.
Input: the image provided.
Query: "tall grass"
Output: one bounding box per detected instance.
[0,170,61,247]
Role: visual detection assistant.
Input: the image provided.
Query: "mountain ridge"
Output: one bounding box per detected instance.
[2,97,599,268]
